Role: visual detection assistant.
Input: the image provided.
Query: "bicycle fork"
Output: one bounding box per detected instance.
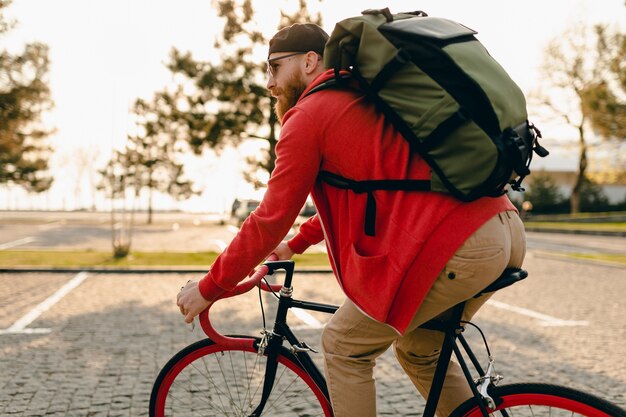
[248,260,331,416]
[248,330,282,417]
[249,260,297,417]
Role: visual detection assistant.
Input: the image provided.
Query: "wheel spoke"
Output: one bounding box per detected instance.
[151,340,330,417]
[215,350,241,412]
[227,350,244,411]
[265,369,312,411]
[199,350,229,413]
[261,361,291,412]
[244,355,266,413]
[188,359,231,413]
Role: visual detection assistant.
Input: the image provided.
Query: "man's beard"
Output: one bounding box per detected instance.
[272,72,308,124]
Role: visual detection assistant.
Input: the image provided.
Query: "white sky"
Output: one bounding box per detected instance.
[2,0,625,211]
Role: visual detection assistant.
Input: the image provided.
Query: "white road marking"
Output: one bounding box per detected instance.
[0,328,51,335]
[290,308,324,329]
[214,240,227,251]
[0,237,35,250]
[486,299,589,327]
[38,220,64,231]
[0,271,90,335]
[289,300,589,330]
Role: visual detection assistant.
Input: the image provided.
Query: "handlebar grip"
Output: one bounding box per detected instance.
[213,254,279,300]
[199,254,282,345]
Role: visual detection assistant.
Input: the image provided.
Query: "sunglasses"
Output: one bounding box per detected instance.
[266,52,306,78]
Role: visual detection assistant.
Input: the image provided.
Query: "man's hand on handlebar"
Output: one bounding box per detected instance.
[177,281,211,324]
[177,252,283,327]
[272,242,295,260]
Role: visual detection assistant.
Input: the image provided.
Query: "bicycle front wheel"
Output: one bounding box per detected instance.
[450,383,626,417]
[150,337,333,417]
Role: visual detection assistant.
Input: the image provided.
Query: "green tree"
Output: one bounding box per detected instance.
[101,96,196,225]
[578,177,610,212]
[586,25,626,138]
[0,0,53,192]
[143,0,322,190]
[524,172,567,213]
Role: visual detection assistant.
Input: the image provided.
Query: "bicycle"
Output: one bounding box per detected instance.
[150,257,626,417]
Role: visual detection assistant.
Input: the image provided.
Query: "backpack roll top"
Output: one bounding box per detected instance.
[317,8,548,235]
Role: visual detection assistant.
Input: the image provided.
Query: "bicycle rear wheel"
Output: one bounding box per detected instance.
[450,383,626,417]
[150,337,333,417]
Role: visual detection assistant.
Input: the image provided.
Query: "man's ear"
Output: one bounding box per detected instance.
[303,51,321,75]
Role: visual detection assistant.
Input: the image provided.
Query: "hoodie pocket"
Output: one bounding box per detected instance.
[341,220,422,322]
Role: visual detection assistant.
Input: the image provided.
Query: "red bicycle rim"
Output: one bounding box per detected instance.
[463,393,614,417]
[154,343,333,417]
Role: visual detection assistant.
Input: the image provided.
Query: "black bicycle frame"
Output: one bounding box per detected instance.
[252,261,493,417]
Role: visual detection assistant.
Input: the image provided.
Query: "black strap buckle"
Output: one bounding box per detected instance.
[529,122,549,158]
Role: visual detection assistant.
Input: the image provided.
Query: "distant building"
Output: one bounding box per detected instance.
[526,151,626,204]
[525,169,626,204]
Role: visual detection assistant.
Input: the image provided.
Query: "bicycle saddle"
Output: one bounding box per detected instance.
[473,268,528,298]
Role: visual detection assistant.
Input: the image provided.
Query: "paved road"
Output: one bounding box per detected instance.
[1,211,624,256]
[526,231,626,255]
[0,211,326,254]
[0,255,624,416]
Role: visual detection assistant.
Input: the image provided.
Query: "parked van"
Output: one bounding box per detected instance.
[231,199,260,226]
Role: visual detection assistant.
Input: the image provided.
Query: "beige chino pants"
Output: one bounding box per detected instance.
[322,210,526,417]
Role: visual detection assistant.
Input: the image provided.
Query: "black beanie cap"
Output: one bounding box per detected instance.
[268,23,329,58]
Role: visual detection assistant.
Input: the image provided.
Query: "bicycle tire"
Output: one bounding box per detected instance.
[149,337,333,417]
[449,382,626,417]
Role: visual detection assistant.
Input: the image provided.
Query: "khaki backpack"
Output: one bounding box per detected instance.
[310,8,548,236]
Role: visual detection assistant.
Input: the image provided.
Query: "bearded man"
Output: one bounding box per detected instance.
[177,23,525,417]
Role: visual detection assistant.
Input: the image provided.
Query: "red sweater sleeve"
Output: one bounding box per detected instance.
[198,108,322,300]
[287,214,324,254]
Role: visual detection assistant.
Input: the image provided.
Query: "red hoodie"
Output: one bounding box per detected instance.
[200,69,515,334]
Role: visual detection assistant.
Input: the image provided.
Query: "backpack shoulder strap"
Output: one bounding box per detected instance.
[304,73,353,98]
[318,171,430,236]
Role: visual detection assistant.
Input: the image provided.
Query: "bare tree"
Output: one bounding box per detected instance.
[73,146,101,210]
[99,151,135,258]
[581,24,626,184]
[535,25,601,213]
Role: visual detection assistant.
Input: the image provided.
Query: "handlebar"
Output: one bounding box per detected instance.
[198,254,283,348]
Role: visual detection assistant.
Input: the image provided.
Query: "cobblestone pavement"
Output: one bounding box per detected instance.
[0,255,624,416]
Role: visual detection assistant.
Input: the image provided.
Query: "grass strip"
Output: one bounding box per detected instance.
[533,250,626,266]
[0,250,331,268]
[3,249,623,269]
[562,252,626,265]
[524,222,626,232]
[529,211,626,220]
